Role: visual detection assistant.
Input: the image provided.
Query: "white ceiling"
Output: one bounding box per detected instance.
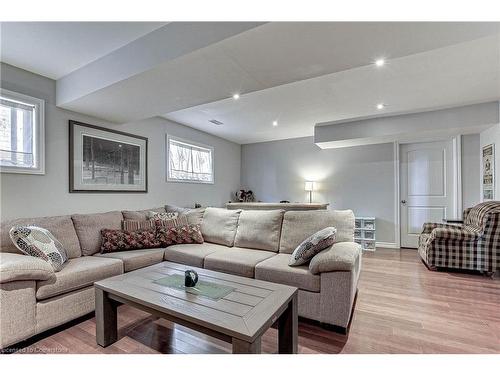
[165,34,500,144]
[0,22,166,79]
[55,22,500,122]
[1,22,499,144]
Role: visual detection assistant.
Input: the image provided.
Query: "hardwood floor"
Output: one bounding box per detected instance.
[16,248,500,354]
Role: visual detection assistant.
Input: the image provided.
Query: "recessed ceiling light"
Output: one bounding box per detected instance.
[272,120,278,127]
[232,93,240,100]
[375,59,385,67]
[376,103,386,110]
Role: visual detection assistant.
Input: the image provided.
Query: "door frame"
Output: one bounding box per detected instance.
[394,135,462,248]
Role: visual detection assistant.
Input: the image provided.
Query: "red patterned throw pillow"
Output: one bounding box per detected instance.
[157,223,204,246]
[100,228,161,253]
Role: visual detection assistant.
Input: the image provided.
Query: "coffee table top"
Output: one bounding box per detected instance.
[95,261,298,342]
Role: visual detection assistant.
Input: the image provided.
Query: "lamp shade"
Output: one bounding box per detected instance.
[304,181,314,191]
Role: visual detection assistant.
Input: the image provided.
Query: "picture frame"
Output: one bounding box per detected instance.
[482,143,495,201]
[69,120,148,193]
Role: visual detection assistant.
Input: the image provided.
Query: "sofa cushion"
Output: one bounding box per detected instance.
[183,208,206,226]
[1,215,82,259]
[122,207,166,221]
[9,226,68,271]
[71,211,123,256]
[255,254,320,292]
[279,210,355,254]
[36,256,123,300]
[203,247,275,278]
[201,208,241,246]
[95,248,165,272]
[234,210,284,252]
[308,242,361,275]
[164,243,228,268]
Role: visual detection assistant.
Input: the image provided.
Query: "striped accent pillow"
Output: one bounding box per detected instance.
[465,201,500,228]
[155,215,189,229]
[122,219,156,231]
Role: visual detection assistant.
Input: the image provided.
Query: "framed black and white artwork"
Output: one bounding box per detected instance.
[482,143,495,200]
[69,120,148,193]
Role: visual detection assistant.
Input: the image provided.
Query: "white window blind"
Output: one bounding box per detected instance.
[0,89,44,174]
[167,136,214,183]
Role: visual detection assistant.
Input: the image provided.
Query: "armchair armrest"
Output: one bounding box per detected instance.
[309,242,361,275]
[0,253,54,284]
[421,222,461,234]
[431,226,481,241]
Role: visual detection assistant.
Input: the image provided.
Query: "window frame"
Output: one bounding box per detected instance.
[166,134,214,184]
[0,88,45,175]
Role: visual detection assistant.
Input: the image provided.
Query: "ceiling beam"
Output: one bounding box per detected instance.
[56,22,265,109]
[315,101,499,149]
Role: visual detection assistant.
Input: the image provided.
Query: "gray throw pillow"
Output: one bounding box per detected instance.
[165,204,191,214]
[289,227,337,266]
[9,226,68,271]
[165,205,205,226]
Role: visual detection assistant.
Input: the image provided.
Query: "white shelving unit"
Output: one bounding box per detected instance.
[354,217,376,251]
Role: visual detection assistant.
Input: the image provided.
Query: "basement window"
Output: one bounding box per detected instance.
[167,135,214,184]
[0,89,45,174]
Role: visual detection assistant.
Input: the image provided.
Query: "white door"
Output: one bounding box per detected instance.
[400,140,457,248]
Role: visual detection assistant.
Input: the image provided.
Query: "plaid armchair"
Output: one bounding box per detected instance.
[418,201,500,274]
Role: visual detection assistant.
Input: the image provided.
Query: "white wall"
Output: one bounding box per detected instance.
[480,122,500,201]
[241,134,482,245]
[461,134,481,209]
[0,63,241,220]
[241,137,397,244]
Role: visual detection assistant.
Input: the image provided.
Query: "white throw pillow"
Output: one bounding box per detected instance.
[289,227,337,266]
[9,226,68,271]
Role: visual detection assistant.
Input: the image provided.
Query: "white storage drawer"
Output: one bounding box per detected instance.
[354,217,376,251]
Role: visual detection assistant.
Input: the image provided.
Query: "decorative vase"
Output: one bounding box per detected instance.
[184,269,198,287]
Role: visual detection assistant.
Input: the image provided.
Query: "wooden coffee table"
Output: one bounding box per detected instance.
[94,261,298,354]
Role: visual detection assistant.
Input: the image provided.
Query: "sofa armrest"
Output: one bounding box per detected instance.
[421,222,460,234]
[431,226,481,241]
[309,242,361,275]
[0,253,54,284]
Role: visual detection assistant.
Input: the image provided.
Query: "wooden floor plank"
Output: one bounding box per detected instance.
[10,248,500,354]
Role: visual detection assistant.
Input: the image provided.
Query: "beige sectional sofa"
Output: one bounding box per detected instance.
[0,206,361,349]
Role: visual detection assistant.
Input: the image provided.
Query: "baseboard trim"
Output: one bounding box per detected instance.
[376,242,399,249]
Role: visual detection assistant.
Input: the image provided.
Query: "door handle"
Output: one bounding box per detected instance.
[401,200,407,205]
